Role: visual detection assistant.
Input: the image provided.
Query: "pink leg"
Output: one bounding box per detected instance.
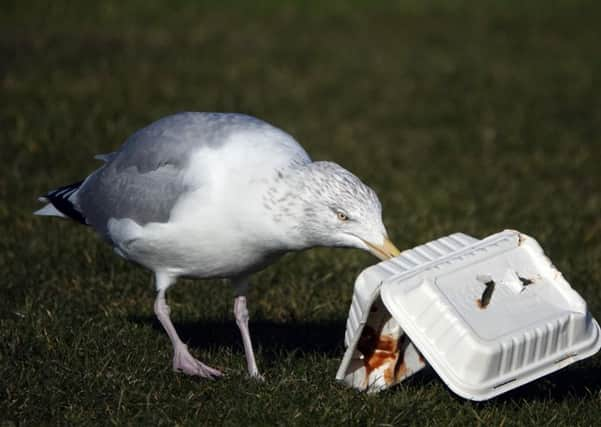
[154,285,222,379]
[233,286,263,380]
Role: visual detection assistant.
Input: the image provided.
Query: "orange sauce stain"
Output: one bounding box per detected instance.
[358,325,408,385]
[394,361,408,382]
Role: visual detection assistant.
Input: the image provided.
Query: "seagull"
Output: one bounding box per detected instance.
[35,112,400,379]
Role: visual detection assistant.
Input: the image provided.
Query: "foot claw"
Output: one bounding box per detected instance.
[173,345,223,379]
[250,372,265,382]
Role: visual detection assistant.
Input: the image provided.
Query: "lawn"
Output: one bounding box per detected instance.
[1,0,601,425]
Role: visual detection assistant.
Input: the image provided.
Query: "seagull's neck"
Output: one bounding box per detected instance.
[254,163,326,252]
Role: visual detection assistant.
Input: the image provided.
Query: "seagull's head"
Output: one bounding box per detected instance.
[290,161,400,260]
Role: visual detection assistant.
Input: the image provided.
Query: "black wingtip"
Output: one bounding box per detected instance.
[44,181,87,225]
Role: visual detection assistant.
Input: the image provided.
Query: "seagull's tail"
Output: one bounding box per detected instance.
[34,181,87,225]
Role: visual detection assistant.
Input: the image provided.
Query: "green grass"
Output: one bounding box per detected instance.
[2,0,601,425]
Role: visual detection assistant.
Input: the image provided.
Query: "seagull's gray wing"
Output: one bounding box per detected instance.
[76,162,188,237]
[76,112,310,238]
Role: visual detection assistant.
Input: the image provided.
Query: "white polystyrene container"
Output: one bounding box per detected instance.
[337,230,601,400]
[380,230,601,400]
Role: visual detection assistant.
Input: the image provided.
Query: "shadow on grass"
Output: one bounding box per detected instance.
[490,362,601,402]
[128,315,347,358]
[129,315,601,401]
[438,361,601,404]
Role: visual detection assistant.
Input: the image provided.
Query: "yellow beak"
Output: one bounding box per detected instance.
[363,237,401,261]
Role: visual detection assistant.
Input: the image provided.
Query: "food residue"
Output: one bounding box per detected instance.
[477,278,496,309]
[357,325,410,385]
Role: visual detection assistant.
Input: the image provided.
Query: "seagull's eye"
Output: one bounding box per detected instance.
[336,211,349,221]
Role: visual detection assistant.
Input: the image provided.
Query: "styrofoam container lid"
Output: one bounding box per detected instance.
[380,230,601,401]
